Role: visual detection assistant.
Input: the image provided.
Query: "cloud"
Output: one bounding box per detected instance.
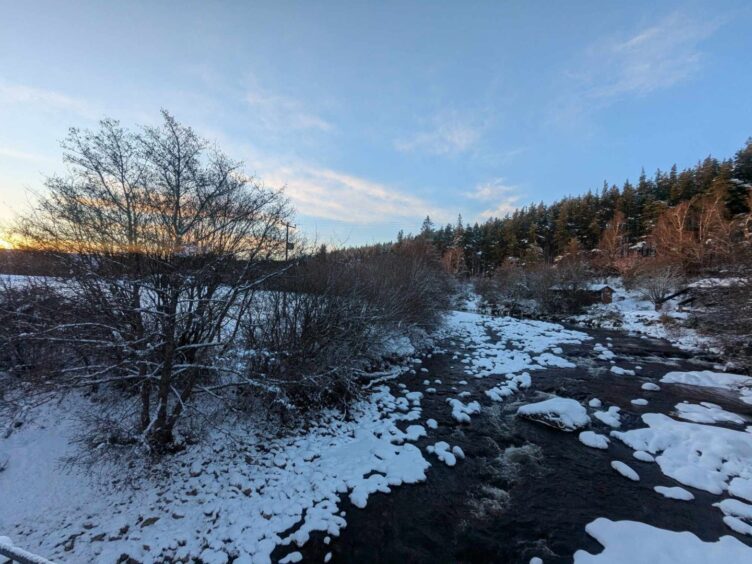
[554,11,722,122]
[263,164,449,224]
[0,83,97,119]
[465,178,518,201]
[395,111,483,156]
[245,83,333,133]
[587,12,719,100]
[0,147,56,164]
[465,178,523,220]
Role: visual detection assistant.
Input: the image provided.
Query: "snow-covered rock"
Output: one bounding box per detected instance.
[579,431,609,449]
[517,397,590,431]
[654,486,694,501]
[611,460,639,481]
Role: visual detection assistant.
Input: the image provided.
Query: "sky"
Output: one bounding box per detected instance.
[1,0,751,247]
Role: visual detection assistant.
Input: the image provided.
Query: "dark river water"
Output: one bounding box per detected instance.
[274,325,752,563]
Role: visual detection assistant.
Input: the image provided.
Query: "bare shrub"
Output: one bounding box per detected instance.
[12,112,291,451]
[634,263,682,310]
[243,240,452,417]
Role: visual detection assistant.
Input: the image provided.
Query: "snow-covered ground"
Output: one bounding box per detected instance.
[0,306,589,563]
[3,301,752,562]
[0,383,434,563]
[572,278,717,353]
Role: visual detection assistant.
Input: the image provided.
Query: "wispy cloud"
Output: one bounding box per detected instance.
[395,111,483,156]
[465,178,517,201]
[590,12,719,99]
[465,178,523,220]
[264,164,449,224]
[554,11,722,122]
[0,83,97,119]
[0,147,54,163]
[245,82,333,133]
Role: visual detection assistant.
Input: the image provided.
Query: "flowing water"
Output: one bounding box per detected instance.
[274,326,752,563]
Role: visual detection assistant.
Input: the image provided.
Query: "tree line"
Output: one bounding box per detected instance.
[413,139,752,274]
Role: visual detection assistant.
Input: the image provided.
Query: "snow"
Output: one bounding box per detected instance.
[593,343,615,361]
[630,398,648,406]
[714,498,752,536]
[0,537,54,564]
[593,406,621,428]
[674,402,745,425]
[573,518,752,563]
[610,366,635,376]
[0,386,432,562]
[654,486,694,501]
[661,370,752,404]
[723,515,752,536]
[517,397,590,431]
[447,398,481,423]
[579,431,609,449]
[611,461,639,481]
[534,352,575,368]
[715,497,752,518]
[426,441,459,466]
[445,310,588,379]
[633,450,654,462]
[641,382,661,392]
[425,418,438,430]
[688,277,747,289]
[613,413,752,495]
[572,279,712,353]
[484,373,531,402]
[588,398,602,408]
[729,477,752,502]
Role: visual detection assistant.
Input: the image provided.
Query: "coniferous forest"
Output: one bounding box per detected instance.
[414,139,752,274]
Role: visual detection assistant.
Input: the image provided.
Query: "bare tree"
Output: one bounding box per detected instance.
[635,262,682,310]
[14,111,291,450]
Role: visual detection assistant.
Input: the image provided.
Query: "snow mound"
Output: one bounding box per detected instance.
[593,406,621,428]
[574,518,752,563]
[674,402,745,425]
[484,373,531,402]
[611,461,639,481]
[447,398,481,423]
[517,397,590,431]
[654,485,694,501]
[613,413,752,494]
[426,441,464,467]
[661,370,752,404]
[579,431,609,449]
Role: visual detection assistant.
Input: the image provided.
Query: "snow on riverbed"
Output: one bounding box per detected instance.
[446,310,589,378]
[674,401,746,424]
[612,412,752,495]
[661,370,752,404]
[574,518,752,563]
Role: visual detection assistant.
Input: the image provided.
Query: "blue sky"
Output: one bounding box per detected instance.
[1,1,751,246]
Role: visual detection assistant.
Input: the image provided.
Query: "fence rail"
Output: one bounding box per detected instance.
[0,542,54,564]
